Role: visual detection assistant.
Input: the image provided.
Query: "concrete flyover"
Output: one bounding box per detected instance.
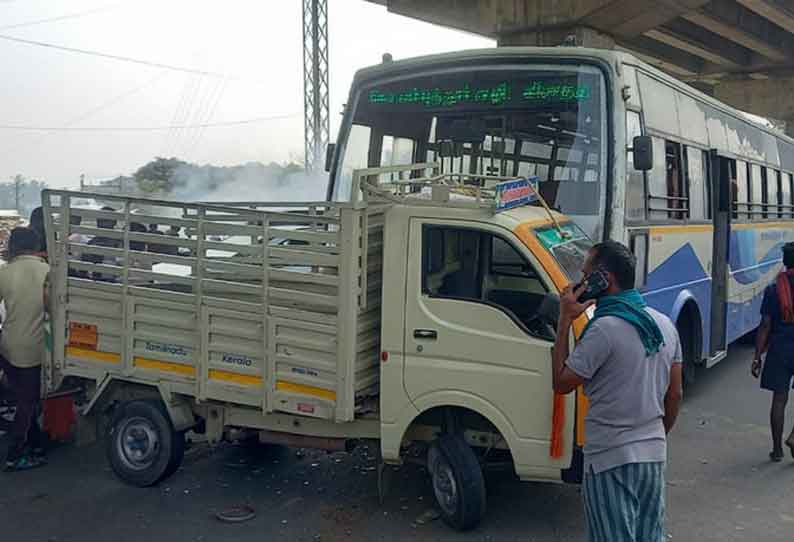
[365,0,794,133]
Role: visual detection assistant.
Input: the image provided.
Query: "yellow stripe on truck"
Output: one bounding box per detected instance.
[66,347,262,386]
[276,380,336,401]
[65,347,121,364]
[133,357,196,376]
[209,369,263,386]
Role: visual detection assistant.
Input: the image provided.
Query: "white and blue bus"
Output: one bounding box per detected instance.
[326,47,794,381]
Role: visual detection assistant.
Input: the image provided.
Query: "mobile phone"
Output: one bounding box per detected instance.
[575,269,609,302]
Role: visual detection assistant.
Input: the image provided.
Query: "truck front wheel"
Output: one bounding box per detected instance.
[427,434,487,531]
[106,400,184,487]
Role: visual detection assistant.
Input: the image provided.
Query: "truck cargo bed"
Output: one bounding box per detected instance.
[43,191,385,423]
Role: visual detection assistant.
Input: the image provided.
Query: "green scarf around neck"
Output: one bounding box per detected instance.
[581,289,665,355]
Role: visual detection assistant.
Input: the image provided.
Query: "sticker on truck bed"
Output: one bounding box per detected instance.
[68,322,97,350]
[221,353,254,367]
[144,341,189,358]
[290,366,319,377]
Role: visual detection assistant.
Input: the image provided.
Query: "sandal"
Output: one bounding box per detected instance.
[770,450,784,462]
[3,454,45,472]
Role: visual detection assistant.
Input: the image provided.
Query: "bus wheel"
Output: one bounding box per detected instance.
[427,435,487,531]
[677,321,698,389]
[106,400,183,487]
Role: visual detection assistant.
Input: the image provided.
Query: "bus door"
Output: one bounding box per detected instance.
[708,150,733,359]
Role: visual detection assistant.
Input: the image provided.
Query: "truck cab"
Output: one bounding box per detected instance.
[377,188,591,483]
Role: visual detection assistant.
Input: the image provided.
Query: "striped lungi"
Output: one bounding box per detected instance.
[583,461,665,542]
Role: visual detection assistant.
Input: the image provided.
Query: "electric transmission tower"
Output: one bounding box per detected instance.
[303,0,330,172]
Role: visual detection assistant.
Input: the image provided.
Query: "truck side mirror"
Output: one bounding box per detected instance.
[632,136,653,172]
[325,143,336,173]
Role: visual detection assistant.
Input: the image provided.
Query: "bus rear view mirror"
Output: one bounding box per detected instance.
[632,136,653,172]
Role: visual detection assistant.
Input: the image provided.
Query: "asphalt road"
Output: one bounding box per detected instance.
[3,343,794,542]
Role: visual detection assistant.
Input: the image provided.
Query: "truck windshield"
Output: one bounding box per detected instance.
[534,222,592,284]
[331,64,607,237]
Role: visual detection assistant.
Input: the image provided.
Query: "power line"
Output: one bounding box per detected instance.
[0,3,125,31]
[3,70,172,157]
[181,76,222,157]
[58,71,171,129]
[188,76,229,156]
[0,113,301,132]
[0,33,251,81]
[164,72,204,156]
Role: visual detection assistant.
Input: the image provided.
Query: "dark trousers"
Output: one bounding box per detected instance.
[0,355,43,460]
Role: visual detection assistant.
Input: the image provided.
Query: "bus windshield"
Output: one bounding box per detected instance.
[332,64,607,237]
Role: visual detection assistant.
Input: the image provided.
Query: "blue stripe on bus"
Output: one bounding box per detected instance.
[642,236,782,355]
[643,242,712,355]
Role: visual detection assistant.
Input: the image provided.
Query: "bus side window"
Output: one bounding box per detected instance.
[735,160,749,220]
[625,111,646,221]
[773,169,783,219]
[648,138,689,220]
[630,233,649,289]
[665,141,686,220]
[760,166,770,219]
[750,163,763,219]
[721,158,737,216]
[685,147,708,220]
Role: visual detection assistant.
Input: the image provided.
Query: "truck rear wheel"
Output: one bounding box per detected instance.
[427,434,487,531]
[106,400,183,487]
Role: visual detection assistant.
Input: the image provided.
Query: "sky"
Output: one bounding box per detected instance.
[0,0,493,188]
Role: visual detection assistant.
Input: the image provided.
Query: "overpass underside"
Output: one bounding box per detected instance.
[367,0,794,133]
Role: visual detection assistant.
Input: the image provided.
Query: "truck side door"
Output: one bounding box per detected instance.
[403,218,575,480]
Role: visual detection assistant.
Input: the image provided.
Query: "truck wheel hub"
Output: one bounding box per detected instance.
[117,417,160,470]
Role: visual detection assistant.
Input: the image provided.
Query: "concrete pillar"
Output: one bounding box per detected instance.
[714,77,794,123]
[497,26,616,49]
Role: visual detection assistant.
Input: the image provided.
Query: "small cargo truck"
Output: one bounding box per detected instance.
[42,164,592,530]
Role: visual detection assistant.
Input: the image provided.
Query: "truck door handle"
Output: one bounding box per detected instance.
[413,329,438,340]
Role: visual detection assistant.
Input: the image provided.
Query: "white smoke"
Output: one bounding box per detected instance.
[169,163,329,204]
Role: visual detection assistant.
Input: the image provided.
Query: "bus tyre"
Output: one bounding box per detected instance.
[427,434,487,531]
[677,321,697,389]
[106,400,183,487]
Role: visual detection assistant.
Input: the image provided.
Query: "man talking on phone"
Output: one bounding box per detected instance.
[550,241,683,542]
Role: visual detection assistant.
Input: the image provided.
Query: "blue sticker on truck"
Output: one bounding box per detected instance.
[494,177,539,212]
